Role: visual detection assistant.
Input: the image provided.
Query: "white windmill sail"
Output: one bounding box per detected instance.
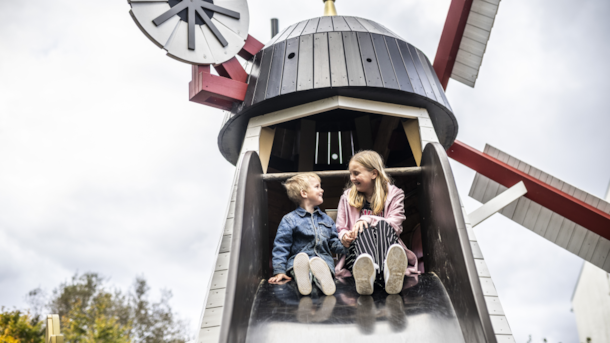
[469,144,610,272]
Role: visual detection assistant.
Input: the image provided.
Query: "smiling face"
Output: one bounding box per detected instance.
[349,161,378,199]
[301,177,324,207]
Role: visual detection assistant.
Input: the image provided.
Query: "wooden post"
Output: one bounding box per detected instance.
[298,119,316,171]
[403,119,422,166]
[373,116,400,162]
[46,315,64,343]
[259,127,276,174]
[354,115,373,151]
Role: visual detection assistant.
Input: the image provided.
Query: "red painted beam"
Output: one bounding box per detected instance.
[238,35,264,60]
[447,140,610,240]
[214,57,248,83]
[433,0,473,90]
[189,65,247,111]
[188,35,263,110]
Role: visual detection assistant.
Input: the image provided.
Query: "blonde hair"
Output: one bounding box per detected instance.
[284,172,321,205]
[348,150,392,215]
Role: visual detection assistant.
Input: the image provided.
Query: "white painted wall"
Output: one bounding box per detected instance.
[570,182,610,343]
[572,262,610,343]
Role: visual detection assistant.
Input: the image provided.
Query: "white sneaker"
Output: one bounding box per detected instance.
[384,244,408,294]
[293,252,312,295]
[353,254,376,295]
[309,257,336,295]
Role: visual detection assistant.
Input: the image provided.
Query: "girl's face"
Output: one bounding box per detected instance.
[349,161,378,197]
[304,177,324,206]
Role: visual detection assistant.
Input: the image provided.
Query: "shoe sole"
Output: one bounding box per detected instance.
[294,253,312,295]
[353,256,375,295]
[385,245,408,294]
[310,258,336,295]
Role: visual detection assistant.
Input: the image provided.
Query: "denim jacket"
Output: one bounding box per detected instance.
[272,206,347,276]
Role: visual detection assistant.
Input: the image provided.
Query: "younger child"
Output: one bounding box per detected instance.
[269,173,347,296]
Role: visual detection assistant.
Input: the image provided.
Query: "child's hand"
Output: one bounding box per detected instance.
[341,231,355,247]
[268,273,292,284]
[353,220,369,234]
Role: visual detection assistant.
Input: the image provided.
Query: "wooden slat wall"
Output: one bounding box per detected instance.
[451,0,502,87]
[244,16,452,113]
[461,201,517,343]
[469,144,610,272]
[196,126,266,343]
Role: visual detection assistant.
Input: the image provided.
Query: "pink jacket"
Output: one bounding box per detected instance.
[334,184,420,278]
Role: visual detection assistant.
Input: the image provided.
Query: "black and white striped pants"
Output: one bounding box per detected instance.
[345,220,400,286]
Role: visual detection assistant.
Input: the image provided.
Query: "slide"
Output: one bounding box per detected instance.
[216,143,496,343]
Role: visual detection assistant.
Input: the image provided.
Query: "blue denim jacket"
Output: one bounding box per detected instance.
[272,206,347,276]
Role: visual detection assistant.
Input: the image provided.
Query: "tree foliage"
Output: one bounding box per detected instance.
[0,309,44,343]
[1,273,188,343]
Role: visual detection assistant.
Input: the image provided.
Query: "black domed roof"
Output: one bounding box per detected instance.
[219,15,457,165]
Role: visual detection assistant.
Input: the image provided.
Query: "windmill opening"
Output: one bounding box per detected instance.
[265,109,418,173]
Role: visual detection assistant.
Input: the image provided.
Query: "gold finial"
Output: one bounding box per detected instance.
[323,0,337,16]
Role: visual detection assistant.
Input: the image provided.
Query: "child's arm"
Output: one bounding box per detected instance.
[270,216,294,279]
[358,188,406,235]
[335,195,350,241]
[329,221,349,253]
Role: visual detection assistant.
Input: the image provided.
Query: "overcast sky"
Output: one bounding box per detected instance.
[1,0,609,342]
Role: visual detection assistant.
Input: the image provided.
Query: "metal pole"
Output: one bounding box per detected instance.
[271,18,279,38]
[262,167,421,182]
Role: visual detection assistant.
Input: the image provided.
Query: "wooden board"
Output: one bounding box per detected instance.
[357,32,383,87]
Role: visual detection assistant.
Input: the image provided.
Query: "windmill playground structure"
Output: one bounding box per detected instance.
[124,0,610,342]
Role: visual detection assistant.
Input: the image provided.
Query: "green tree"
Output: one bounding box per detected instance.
[48,274,132,343]
[129,278,186,343]
[0,309,44,343]
[9,273,188,343]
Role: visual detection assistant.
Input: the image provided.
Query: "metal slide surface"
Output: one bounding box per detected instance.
[221,148,493,343]
[245,275,464,343]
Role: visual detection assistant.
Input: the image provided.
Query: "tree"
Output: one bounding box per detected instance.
[47,273,132,343]
[2,273,188,343]
[0,309,44,343]
[129,278,186,343]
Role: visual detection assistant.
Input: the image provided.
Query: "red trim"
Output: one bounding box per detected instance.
[188,36,262,110]
[238,35,264,60]
[447,140,610,240]
[214,57,248,83]
[189,65,247,110]
[433,0,473,90]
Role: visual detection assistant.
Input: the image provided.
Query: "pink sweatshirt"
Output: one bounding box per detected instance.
[334,184,420,278]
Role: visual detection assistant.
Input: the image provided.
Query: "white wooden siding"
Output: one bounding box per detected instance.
[451,0,502,87]
[468,144,610,272]
[196,124,265,343]
[461,201,516,342]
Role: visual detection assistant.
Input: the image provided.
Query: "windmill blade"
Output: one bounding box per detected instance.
[433,0,501,89]
[449,141,610,272]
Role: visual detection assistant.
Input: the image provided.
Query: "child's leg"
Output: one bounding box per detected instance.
[367,220,407,294]
[309,257,336,295]
[353,254,376,295]
[352,225,383,286]
[293,252,312,295]
[384,244,408,294]
[352,220,401,288]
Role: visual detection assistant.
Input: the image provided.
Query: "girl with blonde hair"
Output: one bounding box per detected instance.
[335,150,419,295]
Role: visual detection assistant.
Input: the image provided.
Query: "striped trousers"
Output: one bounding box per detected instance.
[345,220,400,286]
